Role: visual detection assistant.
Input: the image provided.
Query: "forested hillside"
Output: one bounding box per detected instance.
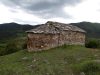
[0,23,37,40]
[71,22,100,38]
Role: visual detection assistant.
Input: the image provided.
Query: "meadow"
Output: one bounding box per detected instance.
[0,45,100,75]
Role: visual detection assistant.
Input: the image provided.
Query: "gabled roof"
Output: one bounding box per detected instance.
[26,21,86,34]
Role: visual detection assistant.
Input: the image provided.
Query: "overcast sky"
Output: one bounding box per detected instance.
[0,0,100,25]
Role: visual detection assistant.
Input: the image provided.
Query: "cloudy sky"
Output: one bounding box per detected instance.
[0,0,100,25]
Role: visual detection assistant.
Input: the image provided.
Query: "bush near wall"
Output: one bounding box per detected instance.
[85,38,100,48]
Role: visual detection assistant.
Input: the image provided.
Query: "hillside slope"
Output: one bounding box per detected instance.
[71,22,100,38]
[0,23,38,40]
[0,46,100,75]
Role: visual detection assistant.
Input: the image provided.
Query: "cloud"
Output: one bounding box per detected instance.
[0,0,83,19]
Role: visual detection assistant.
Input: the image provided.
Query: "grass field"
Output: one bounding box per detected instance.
[0,45,100,75]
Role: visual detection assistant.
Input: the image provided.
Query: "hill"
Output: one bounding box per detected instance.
[0,23,38,41]
[71,22,100,38]
[0,45,100,75]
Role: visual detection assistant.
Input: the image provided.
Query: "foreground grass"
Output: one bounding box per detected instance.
[0,45,100,75]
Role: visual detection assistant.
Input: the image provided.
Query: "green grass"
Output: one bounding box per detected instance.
[0,45,100,75]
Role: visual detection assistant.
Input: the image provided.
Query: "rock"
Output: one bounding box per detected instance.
[80,72,85,75]
[22,57,28,60]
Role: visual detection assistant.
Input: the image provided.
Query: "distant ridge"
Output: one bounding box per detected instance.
[71,22,100,38]
[0,22,34,40]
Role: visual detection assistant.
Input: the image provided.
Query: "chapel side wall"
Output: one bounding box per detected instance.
[60,31,85,45]
[27,33,60,52]
[70,31,85,45]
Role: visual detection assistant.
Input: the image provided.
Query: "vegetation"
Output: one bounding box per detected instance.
[0,37,27,56]
[71,60,100,75]
[0,21,100,75]
[71,22,100,38]
[85,38,100,48]
[0,22,36,41]
[0,45,100,75]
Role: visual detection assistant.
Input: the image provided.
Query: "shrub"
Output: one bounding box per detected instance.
[0,44,6,56]
[5,42,19,55]
[0,37,27,56]
[85,39,100,48]
[0,43,18,56]
[81,61,100,75]
[0,48,5,56]
[71,61,100,75]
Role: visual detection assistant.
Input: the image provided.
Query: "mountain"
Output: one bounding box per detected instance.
[71,22,100,38]
[0,22,38,40]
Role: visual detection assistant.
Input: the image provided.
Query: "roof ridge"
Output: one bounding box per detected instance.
[26,21,86,33]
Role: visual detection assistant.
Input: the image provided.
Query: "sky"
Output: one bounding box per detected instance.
[0,0,100,25]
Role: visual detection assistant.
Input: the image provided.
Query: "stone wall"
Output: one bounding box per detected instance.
[27,33,60,52]
[27,31,85,52]
[60,31,85,45]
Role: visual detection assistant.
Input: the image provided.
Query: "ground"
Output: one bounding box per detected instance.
[0,45,100,75]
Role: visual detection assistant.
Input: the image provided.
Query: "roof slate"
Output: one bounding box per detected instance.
[26,21,86,33]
